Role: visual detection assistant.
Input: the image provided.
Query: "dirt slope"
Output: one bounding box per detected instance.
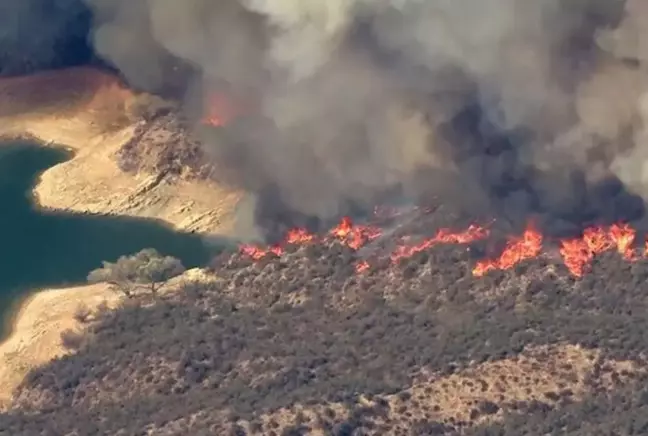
[0,67,242,234]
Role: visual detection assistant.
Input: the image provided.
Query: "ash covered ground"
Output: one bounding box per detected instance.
[2,206,648,435]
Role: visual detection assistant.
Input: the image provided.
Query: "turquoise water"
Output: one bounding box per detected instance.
[0,142,217,335]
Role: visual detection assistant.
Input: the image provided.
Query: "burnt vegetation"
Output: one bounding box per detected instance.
[2,209,648,434]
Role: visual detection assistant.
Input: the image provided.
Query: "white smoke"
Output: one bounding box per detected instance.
[82,0,648,220]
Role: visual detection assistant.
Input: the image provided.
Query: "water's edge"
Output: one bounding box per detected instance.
[0,140,219,342]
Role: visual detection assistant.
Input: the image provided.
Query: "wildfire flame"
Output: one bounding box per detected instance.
[355,261,370,273]
[610,223,636,260]
[237,211,646,279]
[286,228,316,244]
[201,92,241,127]
[237,216,381,262]
[329,216,382,250]
[473,223,543,276]
[391,224,490,263]
[559,223,637,277]
[239,244,284,260]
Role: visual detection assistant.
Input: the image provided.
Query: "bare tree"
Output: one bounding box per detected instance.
[87,249,186,298]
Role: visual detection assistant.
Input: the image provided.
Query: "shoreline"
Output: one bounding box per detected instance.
[0,125,242,235]
[0,283,119,409]
[1,289,41,345]
[0,67,239,408]
[0,66,242,235]
[0,279,89,345]
[0,136,74,218]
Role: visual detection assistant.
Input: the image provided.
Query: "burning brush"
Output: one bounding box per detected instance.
[237,206,647,279]
[201,90,253,128]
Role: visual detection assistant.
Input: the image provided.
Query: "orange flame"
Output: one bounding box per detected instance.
[239,216,381,260]
[391,224,490,263]
[286,228,316,244]
[237,210,645,278]
[559,238,593,277]
[610,223,636,260]
[239,244,283,260]
[473,223,543,276]
[329,217,382,250]
[560,226,613,277]
[355,261,370,273]
[559,224,638,276]
[202,92,241,127]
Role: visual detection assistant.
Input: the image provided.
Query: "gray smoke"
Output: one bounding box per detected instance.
[82,0,648,226]
[603,0,648,200]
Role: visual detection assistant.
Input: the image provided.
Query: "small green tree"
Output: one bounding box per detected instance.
[87,249,186,298]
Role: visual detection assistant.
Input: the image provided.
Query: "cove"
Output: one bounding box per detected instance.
[0,141,219,338]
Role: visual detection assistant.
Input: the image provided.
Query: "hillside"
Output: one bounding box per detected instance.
[1,211,648,434]
[0,67,647,435]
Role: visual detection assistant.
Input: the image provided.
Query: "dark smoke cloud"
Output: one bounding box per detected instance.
[8,0,648,235]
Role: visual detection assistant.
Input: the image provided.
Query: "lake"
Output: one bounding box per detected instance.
[0,141,219,337]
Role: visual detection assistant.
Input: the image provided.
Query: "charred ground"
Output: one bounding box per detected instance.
[1,207,648,435]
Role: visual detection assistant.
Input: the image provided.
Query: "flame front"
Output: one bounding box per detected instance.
[237,212,646,279]
[238,216,382,261]
[610,223,636,260]
[391,224,490,263]
[286,228,315,244]
[329,216,382,250]
[239,244,283,260]
[473,223,543,276]
[202,92,241,127]
[559,224,638,277]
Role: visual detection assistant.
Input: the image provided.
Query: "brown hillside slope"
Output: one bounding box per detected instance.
[0,67,242,234]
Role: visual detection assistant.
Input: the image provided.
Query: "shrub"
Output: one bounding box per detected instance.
[87,248,186,298]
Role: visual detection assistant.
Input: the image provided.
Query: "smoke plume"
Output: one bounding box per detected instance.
[7,0,648,235]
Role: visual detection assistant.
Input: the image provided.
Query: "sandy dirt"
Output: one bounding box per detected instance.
[0,67,241,408]
[0,67,242,235]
